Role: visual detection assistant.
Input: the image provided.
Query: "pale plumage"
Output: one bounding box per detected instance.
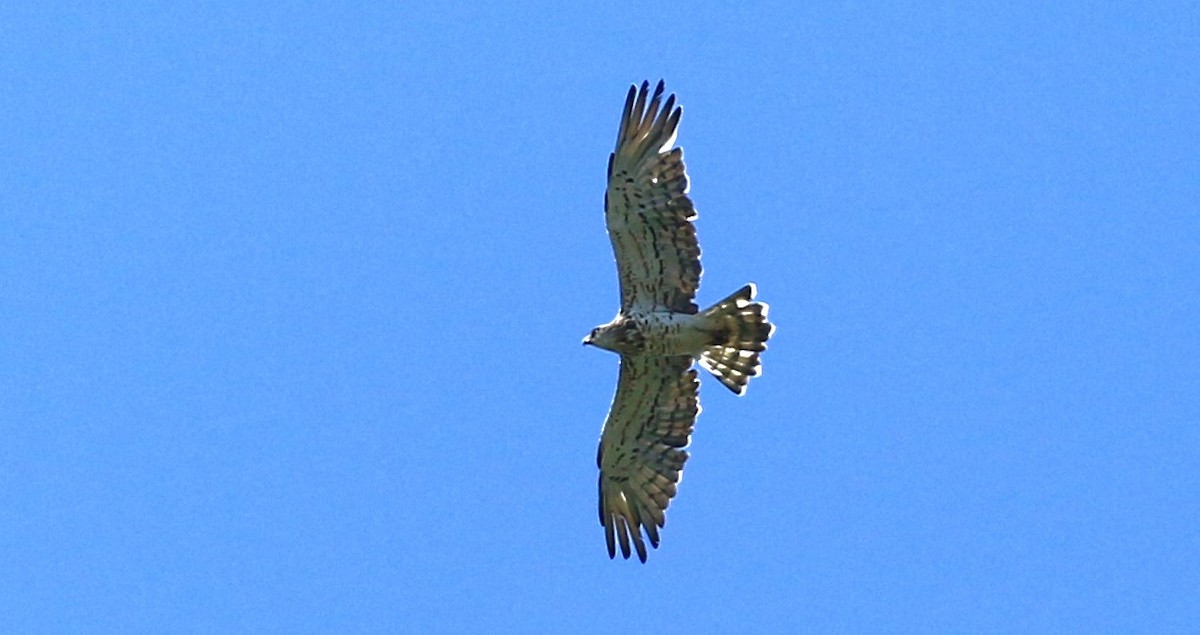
[605,81,700,315]
[585,81,775,562]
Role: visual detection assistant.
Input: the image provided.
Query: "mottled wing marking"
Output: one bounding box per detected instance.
[605,80,702,315]
[596,354,699,562]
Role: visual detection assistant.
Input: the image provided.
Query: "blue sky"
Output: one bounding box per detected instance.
[2,2,1197,632]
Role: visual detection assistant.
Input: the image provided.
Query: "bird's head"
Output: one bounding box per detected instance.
[583,320,641,354]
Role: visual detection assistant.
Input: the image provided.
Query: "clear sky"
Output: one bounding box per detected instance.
[3,3,1197,633]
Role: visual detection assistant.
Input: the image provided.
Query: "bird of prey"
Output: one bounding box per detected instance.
[583,80,774,562]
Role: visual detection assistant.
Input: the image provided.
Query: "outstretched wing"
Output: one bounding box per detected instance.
[597,354,700,562]
[605,80,702,314]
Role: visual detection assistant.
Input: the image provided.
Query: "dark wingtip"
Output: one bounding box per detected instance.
[662,93,676,113]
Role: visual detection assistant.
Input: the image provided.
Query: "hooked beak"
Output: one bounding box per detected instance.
[582,333,593,346]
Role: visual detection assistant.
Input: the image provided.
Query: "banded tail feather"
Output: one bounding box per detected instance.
[698,284,774,395]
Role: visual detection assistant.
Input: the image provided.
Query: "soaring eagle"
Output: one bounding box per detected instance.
[583,80,774,562]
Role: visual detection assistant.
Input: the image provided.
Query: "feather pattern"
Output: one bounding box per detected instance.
[605,80,702,314]
[588,81,773,563]
[597,354,698,563]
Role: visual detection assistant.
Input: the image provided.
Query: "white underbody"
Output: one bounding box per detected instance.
[588,309,713,358]
[635,311,710,355]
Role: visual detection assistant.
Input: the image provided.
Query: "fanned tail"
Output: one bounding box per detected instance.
[697,284,774,395]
